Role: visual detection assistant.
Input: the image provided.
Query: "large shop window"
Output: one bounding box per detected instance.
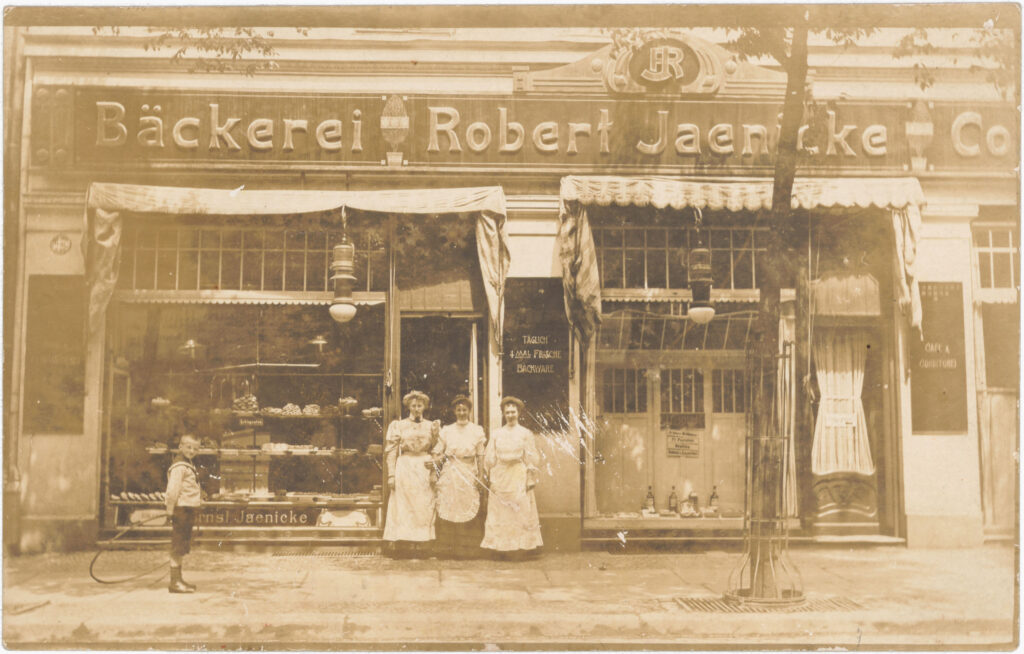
[106,302,386,503]
[117,222,386,293]
[592,221,767,291]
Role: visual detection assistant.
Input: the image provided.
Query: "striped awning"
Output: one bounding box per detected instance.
[560,175,925,211]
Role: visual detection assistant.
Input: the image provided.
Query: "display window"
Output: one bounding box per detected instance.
[104,301,387,520]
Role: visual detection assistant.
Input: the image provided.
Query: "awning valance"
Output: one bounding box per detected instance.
[558,175,924,340]
[83,183,510,345]
[559,175,925,212]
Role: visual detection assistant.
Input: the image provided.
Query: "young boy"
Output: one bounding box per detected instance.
[165,433,202,593]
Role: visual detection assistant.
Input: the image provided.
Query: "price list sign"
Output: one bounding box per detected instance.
[910,282,968,433]
[502,279,570,433]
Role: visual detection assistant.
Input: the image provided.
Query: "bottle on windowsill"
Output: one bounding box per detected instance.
[707,486,719,516]
[667,486,679,513]
[643,485,656,513]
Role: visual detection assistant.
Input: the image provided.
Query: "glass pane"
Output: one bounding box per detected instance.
[711,250,731,289]
[178,250,198,290]
[158,228,178,249]
[613,370,623,413]
[603,229,623,248]
[598,317,620,350]
[369,251,387,292]
[973,229,989,247]
[243,230,263,250]
[263,251,283,290]
[712,369,722,412]
[647,249,667,288]
[222,229,241,249]
[306,230,326,251]
[156,251,177,290]
[683,370,694,411]
[627,314,645,349]
[285,252,306,291]
[221,251,241,290]
[603,370,614,413]
[591,229,602,248]
[136,228,156,249]
[242,251,262,290]
[306,250,327,292]
[725,316,751,350]
[135,250,156,289]
[286,230,306,251]
[663,320,685,350]
[625,229,644,247]
[641,316,663,349]
[263,229,283,250]
[637,369,647,412]
[668,251,686,289]
[684,322,706,349]
[353,250,368,292]
[200,229,220,249]
[991,230,1010,247]
[199,251,219,290]
[625,370,636,413]
[733,249,753,288]
[709,229,729,248]
[671,370,681,413]
[723,370,734,412]
[646,228,666,248]
[624,250,644,287]
[667,228,685,249]
[735,372,746,412]
[602,249,623,288]
[694,370,704,413]
[992,253,1012,287]
[705,319,727,349]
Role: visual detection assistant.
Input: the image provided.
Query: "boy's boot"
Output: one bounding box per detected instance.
[169,566,194,594]
[179,568,197,592]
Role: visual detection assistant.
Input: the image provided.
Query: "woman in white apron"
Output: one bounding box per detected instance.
[383,390,438,558]
[481,396,543,558]
[432,395,487,559]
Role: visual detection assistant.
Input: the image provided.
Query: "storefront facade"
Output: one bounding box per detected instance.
[5,26,1017,553]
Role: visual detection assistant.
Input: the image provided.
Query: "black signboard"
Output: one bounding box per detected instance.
[23,275,86,433]
[502,278,570,434]
[910,282,968,433]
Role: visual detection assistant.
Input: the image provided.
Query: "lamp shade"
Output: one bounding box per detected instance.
[329,302,358,323]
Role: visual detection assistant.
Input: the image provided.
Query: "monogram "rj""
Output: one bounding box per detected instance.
[641,45,685,83]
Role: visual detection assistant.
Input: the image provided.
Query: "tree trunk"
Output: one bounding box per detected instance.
[745,15,809,603]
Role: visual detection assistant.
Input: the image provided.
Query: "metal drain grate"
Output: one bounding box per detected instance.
[675,596,864,613]
[272,547,379,558]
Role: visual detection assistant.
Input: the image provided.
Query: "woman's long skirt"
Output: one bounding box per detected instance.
[383,452,435,543]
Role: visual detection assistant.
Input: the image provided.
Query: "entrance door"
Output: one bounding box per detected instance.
[399,317,485,424]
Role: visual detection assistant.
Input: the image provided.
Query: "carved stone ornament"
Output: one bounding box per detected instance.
[604,29,724,96]
[513,30,785,98]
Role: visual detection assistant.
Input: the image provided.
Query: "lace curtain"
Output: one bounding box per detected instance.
[811,327,875,476]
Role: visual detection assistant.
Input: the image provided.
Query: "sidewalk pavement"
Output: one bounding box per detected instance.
[3,543,1018,649]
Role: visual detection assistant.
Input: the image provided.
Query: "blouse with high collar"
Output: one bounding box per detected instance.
[385,417,434,455]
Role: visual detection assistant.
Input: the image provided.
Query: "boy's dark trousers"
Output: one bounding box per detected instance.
[169,506,197,593]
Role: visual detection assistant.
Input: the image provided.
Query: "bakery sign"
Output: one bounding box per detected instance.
[29,85,1018,173]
